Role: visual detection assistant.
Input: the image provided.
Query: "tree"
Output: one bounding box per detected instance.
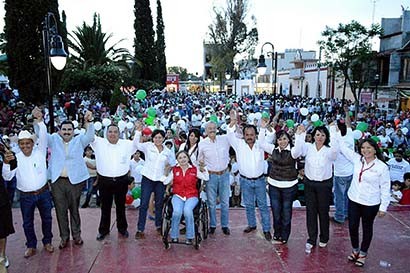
[155,0,167,86]
[134,0,156,82]
[207,0,258,79]
[4,0,66,103]
[168,66,188,80]
[318,21,382,110]
[67,13,132,71]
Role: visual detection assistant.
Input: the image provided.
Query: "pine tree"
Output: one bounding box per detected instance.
[4,0,66,103]
[133,0,156,82]
[155,0,166,86]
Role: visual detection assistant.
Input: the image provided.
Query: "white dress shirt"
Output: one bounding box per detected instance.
[134,131,176,181]
[293,132,337,181]
[2,121,48,192]
[198,135,230,172]
[91,136,139,177]
[226,126,265,178]
[333,128,354,177]
[338,139,390,212]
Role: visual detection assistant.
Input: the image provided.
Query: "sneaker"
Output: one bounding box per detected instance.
[4,256,9,268]
[185,239,193,245]
[305,243,314,254]
[171,238,179,243]
[263,232,272,241]
[319,241,327,248]
[135,231,145,240]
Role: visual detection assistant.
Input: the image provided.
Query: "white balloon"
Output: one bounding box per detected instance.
[94,121,102,131]
[311,114,319,122]
[132,199,141,208]
[300,107,309,116]
[118,120,126,132]
[126,122,134,130]
[402,127,409,135]
[353,129,362,140]
[254,112,262,120]
[102,118,111,127]
[72,120,79,128]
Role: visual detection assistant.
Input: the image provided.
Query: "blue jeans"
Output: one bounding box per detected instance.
[268,184,297,241]
[85,177,97,195]
[171,196,198,239]
[333,175,353,223]
[240,177,271,232]
[206,171,230,228]
[137,176,165,232]
[20,189,53,248]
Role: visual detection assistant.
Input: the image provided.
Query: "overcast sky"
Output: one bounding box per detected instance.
[0,0,408,73]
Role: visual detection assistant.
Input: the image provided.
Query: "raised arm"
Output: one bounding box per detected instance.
[32,107,47,155]
[80,110,95,147]
[258,118,275,154]
[292,124,308,158]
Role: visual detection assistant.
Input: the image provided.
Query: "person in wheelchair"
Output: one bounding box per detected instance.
[162,150,209,245]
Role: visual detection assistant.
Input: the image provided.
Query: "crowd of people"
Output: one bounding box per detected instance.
[1,88,410,271]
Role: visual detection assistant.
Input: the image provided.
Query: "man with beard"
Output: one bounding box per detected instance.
[46,111,94,249]
[226,110,272,241]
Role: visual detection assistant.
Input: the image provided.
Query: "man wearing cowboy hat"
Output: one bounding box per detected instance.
[2,107,54,258]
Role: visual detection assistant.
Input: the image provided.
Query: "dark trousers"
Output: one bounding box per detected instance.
[304,177,333,245]
[137,176,165,232]
[98,176,129,235]
[51,178,84,241]
[20,189,53,248]
[348,199,379,253]
[268,184,297,241]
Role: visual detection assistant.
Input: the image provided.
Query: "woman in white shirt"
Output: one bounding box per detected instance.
[337,137,390,267]
[178,128,201,166]
[293,125,337,252]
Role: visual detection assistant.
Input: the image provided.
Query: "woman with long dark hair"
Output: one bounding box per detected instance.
[179,128,201,166]
[336,136,389,267]
[259,121,300,244]
[293,125,337,252]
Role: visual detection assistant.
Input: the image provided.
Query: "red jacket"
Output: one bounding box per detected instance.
[172,165,198,199]
[399,188,410,205]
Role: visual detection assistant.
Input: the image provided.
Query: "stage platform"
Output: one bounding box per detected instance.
[5,206,410,273]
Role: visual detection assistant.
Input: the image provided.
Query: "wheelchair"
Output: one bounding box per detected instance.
[161,182,209,250]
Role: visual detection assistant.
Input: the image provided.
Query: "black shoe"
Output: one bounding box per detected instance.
[119,230,129,238]
[273,235,282,241]
[81,203,89,208]
[135,231,145,240]
[243,226,257,233]
[222,227,230,235]
[185,239,193,245]
[264,232,272,241]
[209,227,216,234]
[171,238,179,243]
[96,233,107,241]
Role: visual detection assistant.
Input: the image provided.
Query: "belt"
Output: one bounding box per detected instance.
[59,176,69,180]
[98,173,128,182]
[240,174,265,181]
[208,167,228,175]
[22,183,49,195]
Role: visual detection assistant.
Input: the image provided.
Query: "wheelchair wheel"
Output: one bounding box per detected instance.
[194,217,202,250]
[161,197,172,249]
[201,201,209,239]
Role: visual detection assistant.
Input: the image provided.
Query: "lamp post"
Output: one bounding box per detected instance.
[257,42,277,115]
[374,74,380,101]
[225,70,231,95]
[42,12,68,133]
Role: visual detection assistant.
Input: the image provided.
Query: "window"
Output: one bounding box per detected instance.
[402,57,410,81]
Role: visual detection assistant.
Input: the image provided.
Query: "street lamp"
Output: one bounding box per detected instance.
[257,42,277,115]
[42,12,68,132]
[374,74,380,100]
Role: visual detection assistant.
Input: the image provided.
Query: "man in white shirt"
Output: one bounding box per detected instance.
[198,122,231,235]
[191,108,202,130]
[387,148,410,183]
[226,113,272,240]
[2,108,54,258]
[332,113,354,224]
[91,124,140,241]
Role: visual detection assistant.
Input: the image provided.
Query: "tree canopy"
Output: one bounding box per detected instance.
[318,20,382,104]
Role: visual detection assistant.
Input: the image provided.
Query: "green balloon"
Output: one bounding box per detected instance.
[131,186,141,199]
[145,116,154,125]
[349,111,353,117]
[356,122,368,132]
[147,107,156,117]
[210,115,218,123]
[371,136,380,143]
[262,112,270,119]
[313,120,323,127]
[286,119,295,128]
[135,89,147,100]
